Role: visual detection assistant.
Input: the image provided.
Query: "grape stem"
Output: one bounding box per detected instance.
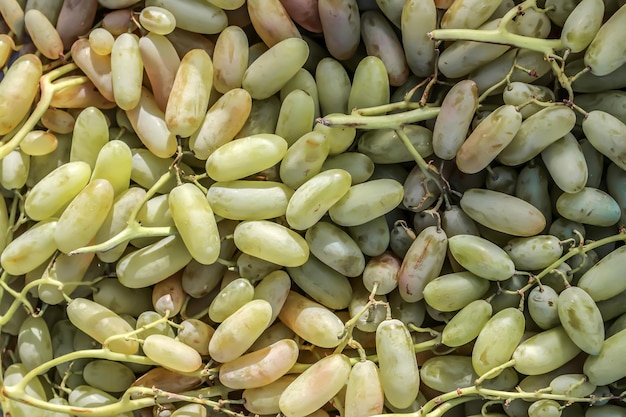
[316,105,440,129]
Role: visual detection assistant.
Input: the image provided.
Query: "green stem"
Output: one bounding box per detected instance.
[316,105,440,129]
[69,224,176,255]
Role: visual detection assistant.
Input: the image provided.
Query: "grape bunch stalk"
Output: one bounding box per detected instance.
[0,0,626,417]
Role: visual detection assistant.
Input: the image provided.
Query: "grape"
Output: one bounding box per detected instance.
[318,0,360,60]
[209,278,254,323]
[448,234,515,281]
[143,334,203,373]
[558,286,605,354]
[348,56,390,111]
[440,0,502,30]
[139,6,177,35]
[177,319,214,355]
[17,316,53,373]
[423,271,490,312]
[233,220,309,267]
[315,58,351,115]
[145,0,227,34]
[502,82,555,118]
[83,360,136,393]
[362,251,401,295]
[111,33,143,111]
[88,28,115,56]
[528,285,560,330]
[556,187,621,227]
[512,326,582,375]
[549,373,596,397]
[401,0,437,77]
[0,54,42,135]
[275,90,316,147]
[584,4,626,76]
[1,219,58,275]
[344,360,384,417]
[528,400,562,417]
[70,38,114,102]
[288,256,353,310]
[504,235,563,271]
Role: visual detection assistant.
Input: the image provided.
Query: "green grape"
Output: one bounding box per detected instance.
[585,404,626,417]
[584,329,626,385]
[129,149,179,194]
[70,107,109,169]
[347,215,390,257]
[582,110,626,170]
[238,252,282,282]
[170,403,207,417]
[607,163,626,226]
[1,219,58,275]
[83,360,136,393]
[423,271,490,312]
[89,27,115,55]
[242,38,309,100]
[208,299,273,363]
[541,133,588,194]
[503,235,563,271]
[145,0,227,33]
[233,220,309,267]
[512,326,581,375]
[286,168,352,230]
[92,278,153,318]
[24,161,91,221]
[38,251,95,305]
[503,82,556,119]
[177,319,214,355]
[560,0,604,53]
[248,321,295,352]
[235,96,281,138]
[212,26,248,94]
[111,33,143,111]
[556,187,621,226]
[280,131,329,188]
[403,165,440,212]
[0,54,42,136]
[68,385,132,417]
[348,55,390,111]
[441,299,492,347]
[287,255,353,310]
[305,221,365,277]
[441,0,503,29]
[20,130,59,157]
[181,259,225,298]
[348,282,387,332]
[318,0,360,60]
[376,319,419,409]
[315,58,351,115]
[54,178,115,253]
[420,355,477,392]
[321,152,374,185]
[243,375,298,415]
[558,286,604,355]
[278,291,344,348]
[472,307,525,376]
[344,360,384,417]
[209,278,254,323]
[17,316,53,373]
[401,0,437,77]
[90,140,133,197]
[549,373,596,397]
[448,234,515,281]
[460,188,546,236]
[528,400,562,417]
[143,334,203,372]
[398,225,448,302]
[362,251,401,295]
[357,125,433,164]
[389,290,426,328]
[528,285,560,330]
[578,245,626,301]
[3,363,48,417]
[455,105,523,174]
[205,134,287,182]
[584,4,626,76]
[219,339,299,389]
[275,90,315,147]
[137,310,174,340]
[139,6,176,35]
[329,179,403,227]
[66,298,138,354]
[279,353,352,417]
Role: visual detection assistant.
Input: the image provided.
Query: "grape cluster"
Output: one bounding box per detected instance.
[0,0,626,417]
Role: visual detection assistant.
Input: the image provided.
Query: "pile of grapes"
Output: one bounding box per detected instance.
[1,0,626,416]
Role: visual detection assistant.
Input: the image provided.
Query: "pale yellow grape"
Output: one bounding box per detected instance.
[89,28,115,56]
[126,88,178,158]
[460,188,546,236]
[0,149,29,190]
[38,251,94,305]
[512,326,582,375]
[189,88,252,159]
[90,140,132,197]
[165,49,213,137]
[54,179,114,253]
[349,283,387,332]
[472,308,525,376]
[219,339,299,389]
[0,54,42,135]
[561,0,604,53]
[329,179,403,227]
[286,169,352,230]
[205,134,288,182]
[582,110,626,170]
[440,0,502,29]
[235,96,281,138]
[40,108,75,134]
[83,360,136,393]
[280,131,329,188]
[3,363,48,417]
[207,180,294,220]
[143,334,202,373]
[95,187,146,263]
[138,32,181,112]
[177,319,214,355]
[247,0,301,48]
[315,58,351,115]
[321,152,374,185]
[314,122,356,155]
[171,404,206,417]
[117,235,193,288]
[584,4,626,75]
[24,8,63,60]
[502,82,555,118]
[348,56,390,111]
[139,6,176,35]
[448,234,514,281]
[344,360,384,417]
[212,25,249,93]
[71,38,115,102]
[20,130,58,156]
[233,220,309,267]
[0,34,15,68]
[243,376,298,415]
[376,319,419,409]
[274,90,316,147]
[423,272,490,312]
[253,270,291,324]
[209,278,254,323]
[280,68,321,120]
[111,33,143,111]
[0,219,57,275]
[145,0,228,34]
[66,298,138,354]
[208,299,273,363]
[169,183,220,265]
[305,221,365,277]
[287,256,353,310]
[278,291,345,348]
[70,107,109,169]
[401,0,437,77]
[279,354,352,417]
[17,316,52,372]
[242,38,309,100]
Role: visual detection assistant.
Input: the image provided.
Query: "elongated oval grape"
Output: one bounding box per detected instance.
[138,32,180,112]
[561,0,604,52]
[278,291,344,348]
[83,360,136,393]
[219,339,299,389]
[145,0,227,34]
[504,235,563,271]
[401,0,437,77]
[318,0,360,60]
[111,33,143,111]
[66,298,138,354]
[209,278,254,323]
[213,26,248,93]
[362,251,401,295]
[234,220,309,267]
[448,234,515,281]
[24,9,63,59]
[329,179,403,227]
[1,219,57,276]
[513,326,582,375]
[143,334,202,373]
[344,360,384,417]
[279,353,352,417]
[305,221,365,277]
[17,316,52,373]
[472,307,525,376]
[209,299,273,363]
[361,10,408,86]
[358,125,433,164]
[139,6,176,35]
[275,90,316,147]
[584,4,626,75]
[460,188,546,236]
[556,187,621,226]
[243,375,298,415]
[558,286,604,355]
[440,0,503,29]
[550,373,596,397]
[0,54,42,135]
[253,270,291,324]
[205,134,288,182]
[398,225,448,302]
[70,107,109,169]
[348,56,390,111]
[582,110,626,170]
[578,245,626,301]
[541,133,588,194]
[287,256,353,310]
[583,328,626,385]
[441,299,492,347]
[376,319,419,408]
[177,319,214,356]
[423,271,490,312]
